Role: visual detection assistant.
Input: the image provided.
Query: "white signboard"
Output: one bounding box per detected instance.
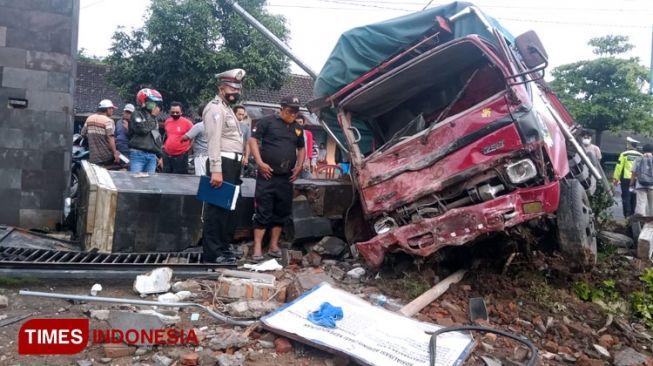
[262,283,474,366]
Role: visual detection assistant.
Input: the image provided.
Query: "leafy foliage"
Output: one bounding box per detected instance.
[590,183,615,230]
[550,35,653,145]
[77,48,106,64]
[105,0,290,108]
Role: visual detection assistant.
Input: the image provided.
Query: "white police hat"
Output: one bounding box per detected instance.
[216,68,246,89]
[627,136,640,144]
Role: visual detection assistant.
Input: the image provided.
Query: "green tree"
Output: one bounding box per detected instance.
[106,0,290,109]
[550,35,653,146]
[77,48,106,64]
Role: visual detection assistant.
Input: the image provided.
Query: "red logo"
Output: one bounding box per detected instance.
[19,318,89,355]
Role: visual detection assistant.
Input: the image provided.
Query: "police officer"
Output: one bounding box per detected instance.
[614,136,643,217]
[202,68,246,264]
[249,96,305,261]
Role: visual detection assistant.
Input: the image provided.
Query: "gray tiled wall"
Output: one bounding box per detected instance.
[0,1,79,229]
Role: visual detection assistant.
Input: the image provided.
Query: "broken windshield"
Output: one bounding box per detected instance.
[340,38,507,155]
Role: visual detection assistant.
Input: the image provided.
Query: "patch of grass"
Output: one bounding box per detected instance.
[0,277,42,287]
[374,271,433,300]
[525,276,566,313]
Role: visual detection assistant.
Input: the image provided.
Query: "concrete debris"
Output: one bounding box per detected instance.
[257,340,274,349]
[274,337,293,354]
[302,251,322,267]
[134,267,173,295]
[89,309,110,321]
[208,328,249,350]
[152,353,173,366]
[287,270,333,301]
[103,343,135,358]
[157,290,193,303]
[313,236,347,257]
[135,347,150,356]
[90,283,102,296]
[592,344,611,358]
[108,311,165,345]
[637,223,653,260]
[98,358,112,364]
[76,360,92,366]
[225,300,280,318]
[599,231,633,248]
[137,309,181,325]
[614,347,652,366]
[172,280,202,293]
[346,267,366,280]
[179,352,199,366]
[216,352,245,366]
[243,258,283,272]
[0,295,8,308]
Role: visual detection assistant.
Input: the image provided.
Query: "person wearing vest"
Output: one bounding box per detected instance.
[631,144,653,217]
[613,137,642,217]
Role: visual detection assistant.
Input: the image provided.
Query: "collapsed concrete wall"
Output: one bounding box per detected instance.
[0,0,80,228]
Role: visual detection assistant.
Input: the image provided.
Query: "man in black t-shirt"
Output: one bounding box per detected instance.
[249,96,306,261]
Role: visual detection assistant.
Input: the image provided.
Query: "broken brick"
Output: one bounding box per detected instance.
[179,351,199,366]
[274,337,293,354]
[598,334,615,349]
[543,340,558,353]
[102,343,135,358]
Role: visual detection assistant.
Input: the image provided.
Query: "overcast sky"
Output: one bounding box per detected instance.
[79,0,653,77]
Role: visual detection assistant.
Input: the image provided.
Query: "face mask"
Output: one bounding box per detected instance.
[225,92,240,104]
[582,138,591,145]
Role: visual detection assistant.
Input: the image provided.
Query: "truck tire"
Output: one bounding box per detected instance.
[556,178,597,269]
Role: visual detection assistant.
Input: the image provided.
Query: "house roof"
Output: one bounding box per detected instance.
[245,74,314,105]
[598,131,653,157]
[74,62,125,116]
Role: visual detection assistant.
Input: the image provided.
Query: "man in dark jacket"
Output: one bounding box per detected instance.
[128,88,164,174]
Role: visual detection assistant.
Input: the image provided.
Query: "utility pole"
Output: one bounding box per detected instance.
[650,26,652,94]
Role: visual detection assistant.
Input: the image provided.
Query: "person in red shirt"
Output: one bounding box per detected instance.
[163,101,193,174]
[296,114,313,179]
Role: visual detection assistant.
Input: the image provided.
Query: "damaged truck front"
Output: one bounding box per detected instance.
[311,2,604,268]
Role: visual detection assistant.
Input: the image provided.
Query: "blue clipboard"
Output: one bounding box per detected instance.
[196,175,240,210]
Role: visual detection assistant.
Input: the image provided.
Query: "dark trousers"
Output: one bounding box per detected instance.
[163,152,188,174]
[621,179,636,217]
[253,174,293,229]
[202,157,241,261]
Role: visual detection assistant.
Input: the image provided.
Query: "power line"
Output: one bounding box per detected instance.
[81,0,106,10]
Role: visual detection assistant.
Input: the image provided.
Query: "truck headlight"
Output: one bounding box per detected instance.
[505,159,537,184]
[374,217,398,235]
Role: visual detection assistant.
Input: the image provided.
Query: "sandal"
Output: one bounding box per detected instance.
[267,249,282,258]
[251,255,265,262]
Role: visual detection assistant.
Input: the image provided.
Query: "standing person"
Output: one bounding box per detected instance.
[614,137,642,217]
[581,131,602,162]
[233,105,251,165]
[202,68,246,264]
[128,88,164,174]
[81,99,120,166]
[181,105,209,176]
[249,96,305,261]
[632,143,653,217]
[295,114,313,179]
[318,143,327,163]
[115,103,135,158]
[163,102,193,174]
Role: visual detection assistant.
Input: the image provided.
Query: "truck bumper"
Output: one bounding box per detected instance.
[356,181,560,267]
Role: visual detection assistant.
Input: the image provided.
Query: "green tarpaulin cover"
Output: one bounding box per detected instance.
[314,1,513,99]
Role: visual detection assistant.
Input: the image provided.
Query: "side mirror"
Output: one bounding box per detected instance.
[515,31,548,69]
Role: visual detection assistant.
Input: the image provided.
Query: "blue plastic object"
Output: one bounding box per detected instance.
[307,302,344,328]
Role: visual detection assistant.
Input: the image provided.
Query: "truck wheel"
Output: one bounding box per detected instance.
[556,178,597,269]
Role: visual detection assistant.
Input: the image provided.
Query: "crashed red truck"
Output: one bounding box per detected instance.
[228,0,607,269]
[307,3,608,268]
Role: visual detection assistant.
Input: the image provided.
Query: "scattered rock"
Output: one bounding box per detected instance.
[216,352,245,366]
[108,311,165,345]
[513,346,529,362]
[90,309,110,321]
[157,291,192,303]
[134,267,173,295]
[287,270,333,301]
[257,340,274,349]
[76,360,92,366]
[614,347,652,366]
[593,344,611,358]
[599,231,634,248]
[577,355,605,366]
[137,309,181,325]
[103,343,135,358]
[135,347,149,356]
[274,337,293,354]
[179,352,199,366]
[313,236,347,257]
[208,329,249,350]
[225,300,280,318]
[287,250,304,265]
[558,346,574,354]
[172,280,202,293]
[0,295,8,308]
[152,353,173,366]
[544,340,558,353]
[598,334,615,349]
[90,283,102,296]
[302,251,322,267]
[99,358,112,364]
[346,267,366,280]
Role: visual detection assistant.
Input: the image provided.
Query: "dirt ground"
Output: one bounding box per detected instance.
[1,231,653,366]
